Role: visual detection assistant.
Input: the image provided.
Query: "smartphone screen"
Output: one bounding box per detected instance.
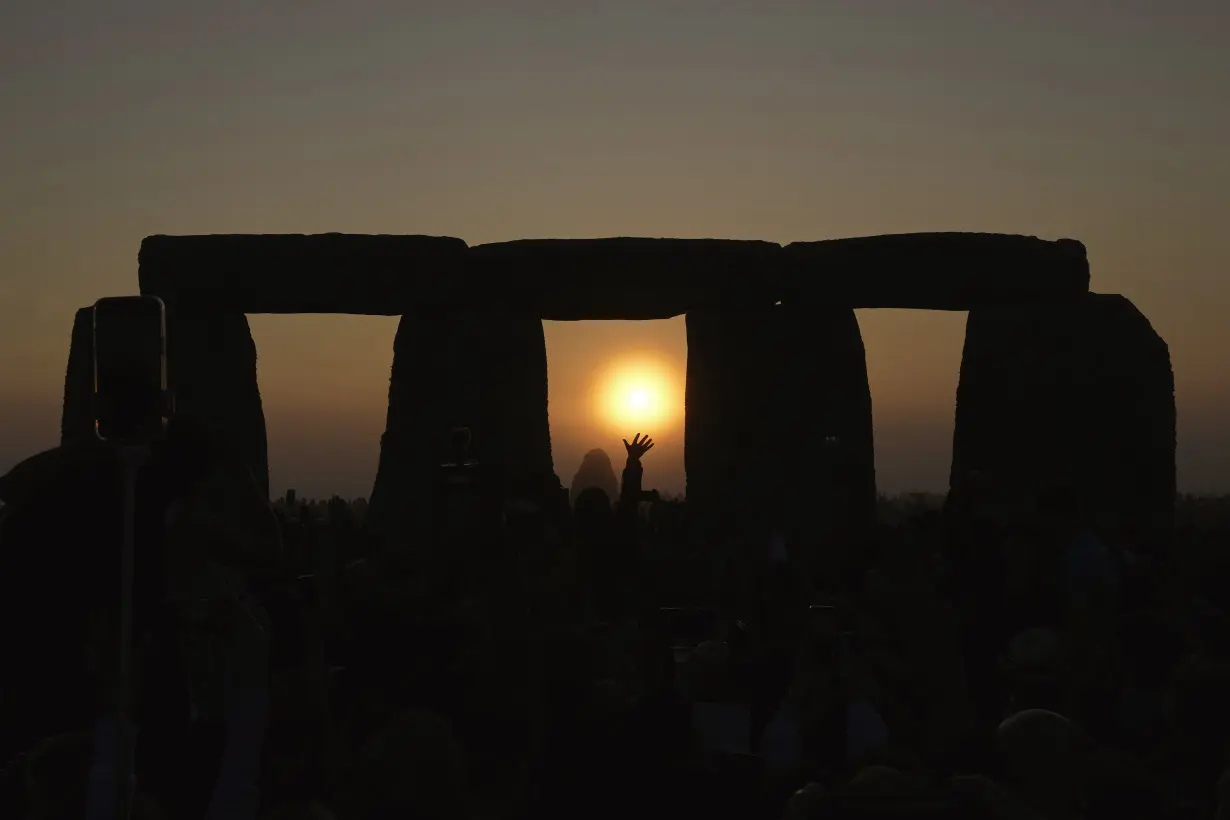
[93,296,167,444]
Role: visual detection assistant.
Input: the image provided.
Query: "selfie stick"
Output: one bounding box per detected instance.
[114,444,149,820]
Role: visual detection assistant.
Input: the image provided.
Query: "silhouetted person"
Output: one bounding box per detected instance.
[572,434,655,623]
[942,470,1009,729]
[570,448,619,508]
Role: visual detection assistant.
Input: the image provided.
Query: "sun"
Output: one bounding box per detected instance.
[593,354,681,431]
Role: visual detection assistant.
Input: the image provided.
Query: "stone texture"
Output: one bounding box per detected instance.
[59,305,268,496]
[784,233,1089,310]
[166,308,269,496]
[684,305,779,547]
[61,232,1175,556]
[139,234,468,315]
[366,311,554,545]
[60,307,96,444]
[951,293,1175,549]
[467,238,782,320]
[140,232,1087,317]
[775,302,878,541]
[684,304,876,562]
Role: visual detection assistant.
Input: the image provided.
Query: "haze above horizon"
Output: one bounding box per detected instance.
[2,2,1227,498]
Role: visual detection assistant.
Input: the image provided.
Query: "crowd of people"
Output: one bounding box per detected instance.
[1,415,1229,819]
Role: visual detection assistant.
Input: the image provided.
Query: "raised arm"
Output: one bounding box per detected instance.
[618,433,655,514]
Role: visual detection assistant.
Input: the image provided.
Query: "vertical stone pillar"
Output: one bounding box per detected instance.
[684,306,778,546]
[951,293,1175,550]
[685,304,876,576]
[166,308,269,497]
[60,307,96,445]
[367,311,554,546]
[776,302,878,548]
[60,305,269,497]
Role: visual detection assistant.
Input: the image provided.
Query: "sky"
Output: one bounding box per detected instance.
[2,1,1228,500]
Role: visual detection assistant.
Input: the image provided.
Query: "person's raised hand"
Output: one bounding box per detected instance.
[622,433,655,463]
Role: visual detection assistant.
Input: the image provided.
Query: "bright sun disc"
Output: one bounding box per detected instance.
[593,355,680,431]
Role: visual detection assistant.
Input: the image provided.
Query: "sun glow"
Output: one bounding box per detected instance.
[593,354,681,431]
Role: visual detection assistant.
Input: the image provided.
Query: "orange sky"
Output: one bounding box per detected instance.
[2,3,1228,499]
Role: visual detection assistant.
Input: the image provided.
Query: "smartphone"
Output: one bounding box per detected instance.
[92,296,168,444]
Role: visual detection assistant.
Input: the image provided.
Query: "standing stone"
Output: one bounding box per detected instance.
[685,306,780,549]
[59,305,268,497]
[951,293,1175,550]
[367,311,554,546]
[166,308,269,497]
[684,304,876,576]
[775,302,878,546]
[61,307,96,445]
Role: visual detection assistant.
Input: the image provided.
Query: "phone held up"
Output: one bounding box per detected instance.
[92,295,170,445]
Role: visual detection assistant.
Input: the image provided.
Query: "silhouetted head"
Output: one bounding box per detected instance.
[996,709,1093,811]
[570,448,619,506]
[580,448,613,470]
[573,486,614,533]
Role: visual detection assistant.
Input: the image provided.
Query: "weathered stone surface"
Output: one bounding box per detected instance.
[467,238,783,320]
[60,307,96,444]
[684,304,875,558]
[59,305,268,494]
[139,234,468,315]
[952,293,1175,549]
[784,233,1089,310]
[65,230,1175,554]
[775,302,878,540]
[139,232,1087,318]
[166,309,269,496]
[366,311,554,544]
[684,305,780,547]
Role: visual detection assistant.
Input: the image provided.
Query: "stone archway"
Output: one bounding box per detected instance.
[59,232,1175,552]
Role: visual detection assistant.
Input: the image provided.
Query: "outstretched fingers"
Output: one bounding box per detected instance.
[623,433,655,458]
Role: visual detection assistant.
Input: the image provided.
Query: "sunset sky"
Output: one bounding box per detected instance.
[2,2,1227,500]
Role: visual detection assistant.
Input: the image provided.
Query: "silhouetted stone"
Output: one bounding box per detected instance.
[60,231,1173,554]
[60,307,95,444]
[952,293,1175,549]
[467,238,782,320]
[775,302,878,540]
[685,305,778,547]
[367,311,553,544]
[139,232,1086,316]
[569,449,620,508]
[784,233,1089,310]
[166,309,269,496]
[684,304,875,561]
[139,234,468,315]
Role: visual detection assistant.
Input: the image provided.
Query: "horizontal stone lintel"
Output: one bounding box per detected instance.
[138,232,1089,318]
